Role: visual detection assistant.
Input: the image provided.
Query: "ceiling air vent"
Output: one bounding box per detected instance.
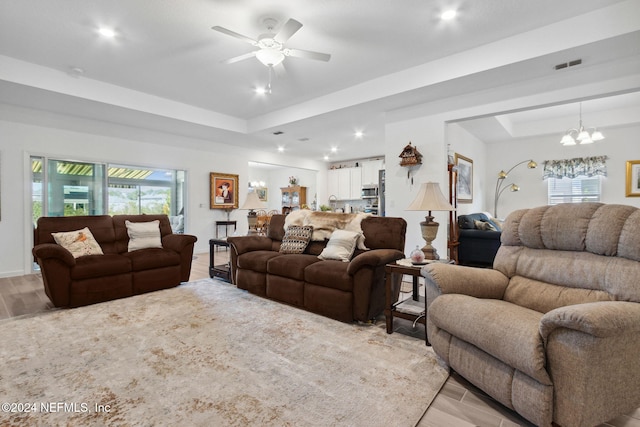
[554,59,582,70]
[273,131,284,135]
[298,138,310,142]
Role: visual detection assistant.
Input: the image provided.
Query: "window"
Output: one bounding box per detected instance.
[547,176,601,205]
[31,157,185,223]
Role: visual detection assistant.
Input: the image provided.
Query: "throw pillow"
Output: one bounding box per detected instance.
[126,220,162,252]
[317,229,361,262]
[474,219,497,231]
[279,225,314,254]
[52,227,104,258]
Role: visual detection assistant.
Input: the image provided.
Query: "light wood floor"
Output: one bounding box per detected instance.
[2,254,639,427]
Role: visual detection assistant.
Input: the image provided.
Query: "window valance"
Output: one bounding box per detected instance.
[542,156,608,180]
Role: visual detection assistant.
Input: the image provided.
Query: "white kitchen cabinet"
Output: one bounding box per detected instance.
[328,167,362,200]
[361,159,384,186]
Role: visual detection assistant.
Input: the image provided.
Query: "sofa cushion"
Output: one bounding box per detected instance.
[126,220,162,251]
[237,251,283,273]
[279,225,314,254]
[112,215,173,254]
[52,227,104,258]
[318,230,360,262]
[429,294,550,385]
[70,254,132,280]
[474,219,497,231]
[123,248,181,271]
[35,215,117,254]
[304,261,353,292]
[267,254,320,280]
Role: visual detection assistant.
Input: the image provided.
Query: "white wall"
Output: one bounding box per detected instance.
[0,116,325,278]
[385,114,450,259]
[485,123,640,218]
[446,123,488,215]
[247,164,318,213]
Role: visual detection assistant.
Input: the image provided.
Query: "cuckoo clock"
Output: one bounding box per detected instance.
[399,142,423,184]
[399,142,422,166]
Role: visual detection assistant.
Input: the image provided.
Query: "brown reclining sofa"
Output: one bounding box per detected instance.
[33,214,197,308]
[228,213,407,323]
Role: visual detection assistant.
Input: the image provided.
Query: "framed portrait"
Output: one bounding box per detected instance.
[210,172,239,209]
[256,187,268,202]
[626,160,640,197]
[455,153,473,203]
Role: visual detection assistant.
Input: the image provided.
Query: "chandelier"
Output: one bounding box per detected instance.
[560,102,605,146]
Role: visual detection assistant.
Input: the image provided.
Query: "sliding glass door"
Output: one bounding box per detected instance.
[31,156,185,222]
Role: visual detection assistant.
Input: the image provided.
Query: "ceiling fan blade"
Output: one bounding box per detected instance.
[273,62,287,78]
[211,26,257,45]
[221,51,256,64]
[274,19,303,44]
[285,48,331,62]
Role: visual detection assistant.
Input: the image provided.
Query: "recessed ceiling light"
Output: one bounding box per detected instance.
[255,87,268,95]
[98,27,116,38]
[331,147,337,153]
[324,155,330,161]
[440,9,457,20]
[354,131,364,138]
[277,146,284,152]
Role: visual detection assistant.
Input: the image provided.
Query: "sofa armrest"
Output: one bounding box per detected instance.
[227,235,273,255]
[422,263,509,306]
[162,233,197,253]
[32,243,76,267]
[347,249,405,275]
[540,301,640,340]
[541,301,640,426]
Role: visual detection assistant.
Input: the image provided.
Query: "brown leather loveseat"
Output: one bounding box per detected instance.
[33,214,197,308]
[228,213,406,323]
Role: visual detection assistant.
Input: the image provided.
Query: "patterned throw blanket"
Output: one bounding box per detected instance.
[284,210,371,249]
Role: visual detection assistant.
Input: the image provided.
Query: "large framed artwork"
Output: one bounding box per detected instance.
[455,153,473,204]
[626,160,640,197]
[210,172,239,209]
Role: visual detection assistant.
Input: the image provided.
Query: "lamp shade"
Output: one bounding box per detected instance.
[407,182,455,212]
[240,191,267,211]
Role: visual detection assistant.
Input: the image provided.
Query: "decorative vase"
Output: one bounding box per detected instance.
[410,245,425,264]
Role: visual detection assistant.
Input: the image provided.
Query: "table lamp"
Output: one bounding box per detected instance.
[406,182,455,260]
[240,191,267,234]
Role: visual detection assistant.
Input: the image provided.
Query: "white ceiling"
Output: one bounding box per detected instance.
[1,0,640,161]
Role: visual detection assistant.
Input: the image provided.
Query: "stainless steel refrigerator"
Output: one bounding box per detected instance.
[378,169,385,217]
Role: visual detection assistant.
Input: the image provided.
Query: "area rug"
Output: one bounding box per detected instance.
[0,279,448,426]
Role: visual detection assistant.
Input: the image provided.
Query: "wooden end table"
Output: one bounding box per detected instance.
[209,238,231,282]
[385,261,429,346]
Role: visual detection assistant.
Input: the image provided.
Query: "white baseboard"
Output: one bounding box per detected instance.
[0,270,28,279]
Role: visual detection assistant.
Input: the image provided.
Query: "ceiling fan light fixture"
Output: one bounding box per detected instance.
[441,9,457,20]
[255,49,285,67]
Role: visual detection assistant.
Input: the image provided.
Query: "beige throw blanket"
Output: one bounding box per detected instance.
[284,210,371,249]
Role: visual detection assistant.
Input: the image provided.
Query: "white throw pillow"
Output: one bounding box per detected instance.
[317,230,361,262]
[126,220,162,252]
[52,227,104,258]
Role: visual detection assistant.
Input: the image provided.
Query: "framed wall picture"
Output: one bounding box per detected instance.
[210,172,239,209]
[626,160,640,197]
[455,153,473,203]
[256,187,268,202]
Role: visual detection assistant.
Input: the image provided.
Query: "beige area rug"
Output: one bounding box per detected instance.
[0,279,448,427]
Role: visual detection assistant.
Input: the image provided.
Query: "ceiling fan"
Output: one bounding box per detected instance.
[212,17,331,70]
